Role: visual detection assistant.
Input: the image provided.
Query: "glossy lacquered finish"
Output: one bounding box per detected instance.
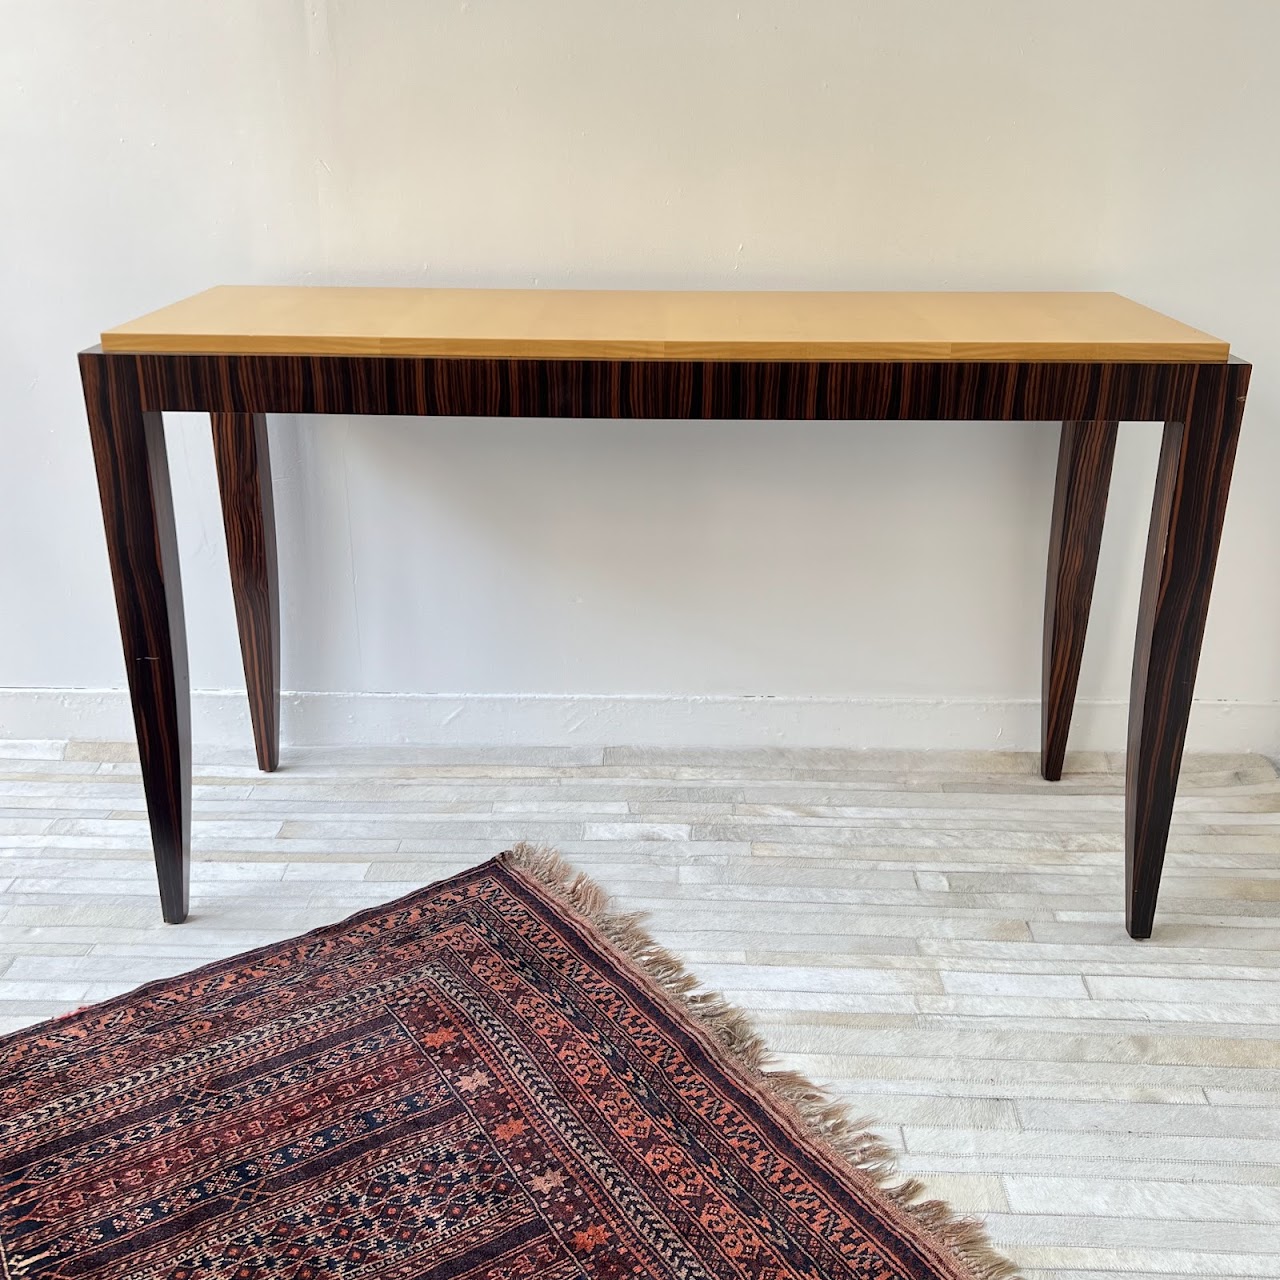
[80,339,1250,935]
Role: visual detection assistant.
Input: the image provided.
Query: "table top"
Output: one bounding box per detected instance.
[100,287,1229,362]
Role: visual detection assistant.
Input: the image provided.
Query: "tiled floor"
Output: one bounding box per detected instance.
[1,740,1278,1279]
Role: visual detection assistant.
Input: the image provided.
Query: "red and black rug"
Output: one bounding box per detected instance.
[0,847,1016,1280]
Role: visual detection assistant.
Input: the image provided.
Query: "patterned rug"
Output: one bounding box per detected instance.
[0,847,1017,1280]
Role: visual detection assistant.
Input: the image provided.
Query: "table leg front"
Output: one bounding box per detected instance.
[1126,362,1250,939]
[80,353,190,924]
[1042,420,1118,782]
[211,413,280,773]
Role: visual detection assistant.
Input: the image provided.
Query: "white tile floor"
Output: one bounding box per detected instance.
[1,740,1278,1278]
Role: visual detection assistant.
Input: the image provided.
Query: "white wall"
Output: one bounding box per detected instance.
[2,0,1278,749]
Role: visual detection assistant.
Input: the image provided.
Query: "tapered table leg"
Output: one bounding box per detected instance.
[1042,420,1118,781]
[211,413,280,773]
[80,352,190,923]
[1127,361,1250,938]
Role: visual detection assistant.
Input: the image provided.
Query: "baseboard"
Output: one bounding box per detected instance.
[1,688,1277,752]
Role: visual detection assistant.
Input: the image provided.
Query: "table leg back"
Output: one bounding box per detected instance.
[211,412,280,773]
[1042,420,1118,781]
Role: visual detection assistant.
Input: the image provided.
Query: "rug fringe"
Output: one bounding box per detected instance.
[502,842,1022,1280]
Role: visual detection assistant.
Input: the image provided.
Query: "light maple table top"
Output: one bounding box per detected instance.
[100,287,1229,363]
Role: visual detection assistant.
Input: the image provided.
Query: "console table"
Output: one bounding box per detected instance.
[81,288,1250,936]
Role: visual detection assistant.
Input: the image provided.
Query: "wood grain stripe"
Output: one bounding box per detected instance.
[133,353,1207,422]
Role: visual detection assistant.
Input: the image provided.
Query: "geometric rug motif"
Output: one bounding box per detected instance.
[0,848,1017,1280]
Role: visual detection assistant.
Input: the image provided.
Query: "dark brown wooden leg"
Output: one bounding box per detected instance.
[211,413,280,773]
[80,352,190,923]
[1042,420,1118,781]
[1126,362,1250,938]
